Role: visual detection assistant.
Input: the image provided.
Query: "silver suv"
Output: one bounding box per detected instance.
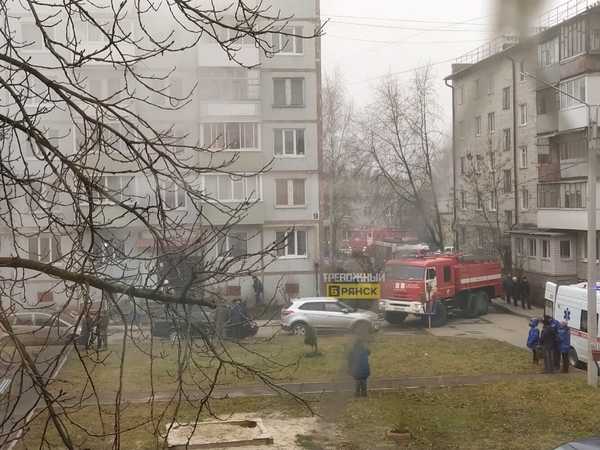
[281,297,379,335]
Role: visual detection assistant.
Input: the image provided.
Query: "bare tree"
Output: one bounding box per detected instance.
[0,1,320,448]
[364,66,446,250]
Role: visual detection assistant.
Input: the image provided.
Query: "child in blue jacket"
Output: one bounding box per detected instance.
[557,321,571,373]
[526,318,540,364]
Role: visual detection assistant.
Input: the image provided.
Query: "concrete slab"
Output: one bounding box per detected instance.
[167,419,273,449]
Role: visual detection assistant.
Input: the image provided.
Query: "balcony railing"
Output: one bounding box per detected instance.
[538,181,587,208]
[538,0,600,30]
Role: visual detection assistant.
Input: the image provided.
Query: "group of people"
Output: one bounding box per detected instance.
[78,309,109,351]
[527,316,571,373]
[502,274,531,310]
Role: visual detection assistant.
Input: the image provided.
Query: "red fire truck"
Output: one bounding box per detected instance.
[379,254,503,327]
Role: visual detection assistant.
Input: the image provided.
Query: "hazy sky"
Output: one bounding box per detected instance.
[321,0,565,124]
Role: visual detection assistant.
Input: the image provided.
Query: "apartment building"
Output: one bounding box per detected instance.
[6,0,322,308]
[447,1,600,299]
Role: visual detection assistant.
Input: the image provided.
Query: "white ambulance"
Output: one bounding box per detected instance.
[545,281,600,367]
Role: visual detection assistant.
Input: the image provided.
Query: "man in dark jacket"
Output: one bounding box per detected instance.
[252,276,264,306]
[502,275,514,305]
[526,318,540,364]
[519,277,531,309]
[348,338,370,397]
[550,318,561,370]
[540,316,557,373]
[557,321,571,373]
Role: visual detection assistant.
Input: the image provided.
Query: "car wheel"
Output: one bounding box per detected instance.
[476,291,489,316]
[384,311,407,325]
[430,301,448,327]
[568,348,583,369]
[353,321,371,336]
[292,322,307,336]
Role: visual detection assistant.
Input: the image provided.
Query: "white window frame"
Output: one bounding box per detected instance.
[519,60,526,82]
[528,238,537,258]
[28,234,61,263]
[487,112,495,135]
[519,103,528,126]
[460,190,467,209]
[100,175,136,205]
[275,179,306,208]
[515,237,524,256]
[202,122,260,151]
[161,180,186,210]
[559,76,586,110]
[489,192,497,212]
[273,78,305,107]
[275,229,308,258]
[475,116,481,137]
[502,128,511,152]
[559,240,572,259]
[521,187,529,211]
[502,86,511,110]
[541,239,551,259]
[519,146,528,169]
[203,174,262,203]
[272,26,304,55]
[274,128,305,157]
[216,231,248,259]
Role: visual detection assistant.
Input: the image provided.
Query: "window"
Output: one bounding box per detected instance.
[579,310,598,333]
[538,37,559,66]
[274,129,305,156]
[458,86,464,105]
[204,174,261,202]
[202,123,258,150]
[28,235,61,263]
[276,230,307,257]
[487,112,495,134]
[538,182,586,209]
[502,128,511,152]
[521,188,529,211]
[100,176,135,204]
[519,103,528,126]
[502,87,511,110]
[162,180,186,209]
[537,95,547,115]
[475,116,481,136]
[272,26,304,54]
[476,192,483,210]
[561,18,586,60]
[489,152,496,171]
[560,240,572,259]
[197,68,259,101]
[460,157,465,175]
[93,235,125,264]
[426,267,436,280]
[273,78,304,107]
[592,29,600,51]
[443,266,452,282]
[516,237,523,256]
[458,121,464,139]
[460,190,467,209]
[559,76,586,109]
[503,169,512,193]
[528,238,537,257]
[519,146,528,169]
[519,60,526,82]
[542,239,550,259]
[488,75,495,95]
[474,79,480,99]
[505,210,513,227]
[217,232,248,258]
[477,229,485,248]
[299,302,324,311]
[475,154,484,173]
[25,129,58,159]
[275,179,306,207]
[559,138,586,160]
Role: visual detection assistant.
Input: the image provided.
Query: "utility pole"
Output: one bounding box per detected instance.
[588,105,599,387]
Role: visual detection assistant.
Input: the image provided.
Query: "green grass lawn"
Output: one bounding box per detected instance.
[17,377,600,450]
[52,334,535,400]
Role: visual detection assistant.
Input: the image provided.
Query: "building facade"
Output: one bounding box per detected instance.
[5,0,322,309]
[447,3,600,300]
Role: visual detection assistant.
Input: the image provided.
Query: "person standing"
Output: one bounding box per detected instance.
[348,338,370,397]
[526,318,540,364]
[557,321,571,373]
[520,276,531,310]
[550,317,561,370]
[540,316,557,373]
[503,274,514,305]
[512,276,521,307]
[95,310,109,351]
[228,299,243,340]
[252,275,264,307]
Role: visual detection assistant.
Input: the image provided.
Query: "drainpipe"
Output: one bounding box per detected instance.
[444,78,458,251]
[510,57,519,226]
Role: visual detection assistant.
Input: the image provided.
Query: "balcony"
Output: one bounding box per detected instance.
[197,42,259,68]
[537,181,596,230]
[199,101,261,118]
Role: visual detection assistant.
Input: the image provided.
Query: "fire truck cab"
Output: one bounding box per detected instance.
[379,254,503,327]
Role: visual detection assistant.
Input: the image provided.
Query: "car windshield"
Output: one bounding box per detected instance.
[385,265,425,281]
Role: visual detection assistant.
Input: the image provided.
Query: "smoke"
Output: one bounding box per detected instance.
[492,0,545,37]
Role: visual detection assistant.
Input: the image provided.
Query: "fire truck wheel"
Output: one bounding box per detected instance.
[430,301,448,327]
[384,312,407,325]
[464,293,479,318]
[476,291,489,316]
